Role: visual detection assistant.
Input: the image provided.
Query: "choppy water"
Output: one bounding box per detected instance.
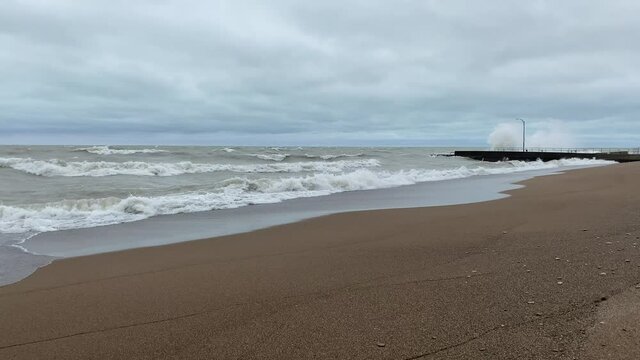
[0,145,612,238]
[0,145,616,286]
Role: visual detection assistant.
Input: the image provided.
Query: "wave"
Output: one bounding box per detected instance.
[0,157,381,177]
[75,146,167,155]
[0,158,613,234]
[250,153,289,161]
[244,153,366,162]
[305,153,366,160]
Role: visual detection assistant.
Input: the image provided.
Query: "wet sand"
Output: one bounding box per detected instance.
[1,163,639,359]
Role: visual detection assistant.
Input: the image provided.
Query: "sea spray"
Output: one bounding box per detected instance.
[488,123,522,149]
[488,120,577,149]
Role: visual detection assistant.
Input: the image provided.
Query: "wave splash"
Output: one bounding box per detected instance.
[0,158,612,233]
[0,158,380,177]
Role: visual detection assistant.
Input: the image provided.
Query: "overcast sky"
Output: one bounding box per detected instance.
[1,0,639,146]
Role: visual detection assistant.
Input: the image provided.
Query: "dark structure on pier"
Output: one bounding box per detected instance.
[454,149,640,163]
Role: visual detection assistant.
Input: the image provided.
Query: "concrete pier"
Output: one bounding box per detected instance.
[454,150,640,163]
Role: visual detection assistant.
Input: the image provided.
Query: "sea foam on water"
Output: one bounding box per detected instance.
[0,157,613,234]
[0,157,381,177]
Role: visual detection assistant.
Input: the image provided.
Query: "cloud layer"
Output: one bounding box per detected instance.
[1,0,639,146]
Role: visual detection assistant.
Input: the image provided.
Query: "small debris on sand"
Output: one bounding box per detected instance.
[557,281,563,285]
[527,301,535,304]
[599,272,607,276]
[376,342,385,348]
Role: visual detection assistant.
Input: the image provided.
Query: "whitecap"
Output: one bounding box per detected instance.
[0,157,381,177]
[76,146,167,155]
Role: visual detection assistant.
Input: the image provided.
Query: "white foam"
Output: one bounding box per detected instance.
[251,153,289,161]
[245,153,364,161]
[76,146,167,155]
[0,158,613,234]
[0,158,381,177]
[488,121,576,149]
[307,153,365,160]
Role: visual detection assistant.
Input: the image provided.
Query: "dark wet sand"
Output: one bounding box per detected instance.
[1,163,639,359]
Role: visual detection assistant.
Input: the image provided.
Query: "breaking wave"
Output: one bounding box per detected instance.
[307,153,366,160]
[249,153,289,161]
[0,158,613,233]
[76,146,167,155]
[244,153,366,162]
[0,157,381,177]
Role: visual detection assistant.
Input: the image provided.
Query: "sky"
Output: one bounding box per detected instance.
[1,0,639,146]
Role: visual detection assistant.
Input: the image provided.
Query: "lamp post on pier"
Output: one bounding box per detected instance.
[517,118,525,152]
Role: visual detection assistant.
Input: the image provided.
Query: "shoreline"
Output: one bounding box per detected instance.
[4,166,570,287]
[1,163,639,359]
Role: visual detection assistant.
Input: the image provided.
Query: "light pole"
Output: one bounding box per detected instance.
[517,118,525,152]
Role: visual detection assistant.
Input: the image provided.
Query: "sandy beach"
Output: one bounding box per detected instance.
[1,162,639,359]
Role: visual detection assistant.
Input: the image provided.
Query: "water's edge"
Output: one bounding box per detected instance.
[0,166,585,288]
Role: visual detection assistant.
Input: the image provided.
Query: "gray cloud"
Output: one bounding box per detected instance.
[1,0,639,146]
